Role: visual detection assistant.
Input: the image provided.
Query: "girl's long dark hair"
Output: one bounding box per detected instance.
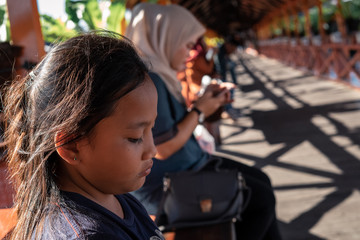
[3,31,148,239]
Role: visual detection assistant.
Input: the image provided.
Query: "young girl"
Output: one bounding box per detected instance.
[126,3,282,240]
[3,32,164,240]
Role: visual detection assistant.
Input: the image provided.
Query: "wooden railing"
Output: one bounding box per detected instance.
[258,42,360,86]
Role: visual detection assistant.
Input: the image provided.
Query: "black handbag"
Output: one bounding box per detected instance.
[155,159,250,232]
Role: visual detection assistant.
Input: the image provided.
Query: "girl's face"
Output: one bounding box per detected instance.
[75,76,158,195]
[170,40,196,71]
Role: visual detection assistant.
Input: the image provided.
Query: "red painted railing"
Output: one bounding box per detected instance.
[258,42,360,87]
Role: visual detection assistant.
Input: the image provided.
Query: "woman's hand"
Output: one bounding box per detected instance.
[155,82,234,160]
[194,83,231,117]
[219,82,235,103]
[219,82,235,91]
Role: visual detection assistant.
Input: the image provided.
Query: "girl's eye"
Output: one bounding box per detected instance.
[128,137,143,144]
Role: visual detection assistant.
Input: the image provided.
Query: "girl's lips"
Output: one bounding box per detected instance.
[139,160,153,177]
[144,167,151,176]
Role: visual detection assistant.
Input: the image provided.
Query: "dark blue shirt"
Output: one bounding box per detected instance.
[40,192,164,240]
[131,72,208,215]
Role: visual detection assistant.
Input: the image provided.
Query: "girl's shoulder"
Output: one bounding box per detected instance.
[40,203,96,239]
[120,193,153,219]
[40,192,162,239]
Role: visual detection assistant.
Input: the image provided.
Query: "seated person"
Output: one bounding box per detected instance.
[3,31,164,239]
[126,3,282,240]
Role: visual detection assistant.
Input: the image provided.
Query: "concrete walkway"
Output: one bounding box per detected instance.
[216,52,360,240]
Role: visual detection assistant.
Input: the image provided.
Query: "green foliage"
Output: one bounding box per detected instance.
[82,0,102,30]
[320,0,360,21]
[107,0,126,34]
[310,7,319,35]
[40,14,77,43]
[65,0,103,32]
[284,1,360,36]
[0,3,10,41]
[65,0,129,34]
[322,1,337,22]
[341,0,360,19]
[42,0,130,44]
[5,20,10,41]
[0,4,5,26]
[65,0,82,32]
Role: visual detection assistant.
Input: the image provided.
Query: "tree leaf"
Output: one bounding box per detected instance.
[107,0,126,33]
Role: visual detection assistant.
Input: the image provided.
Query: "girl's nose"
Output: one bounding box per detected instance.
[143,133,157,160]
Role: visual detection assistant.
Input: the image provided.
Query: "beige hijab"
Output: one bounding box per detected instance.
[126,3,206,103]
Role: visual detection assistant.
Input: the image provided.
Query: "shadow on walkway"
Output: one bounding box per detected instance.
[217,53,360,240]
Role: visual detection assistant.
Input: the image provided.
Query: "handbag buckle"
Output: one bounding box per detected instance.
[238,172,246,188]
[200,199,212,213]
[163,177,171,192]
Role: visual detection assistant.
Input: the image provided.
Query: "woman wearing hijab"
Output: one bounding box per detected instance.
[178,37,216,107]
[126,3,282,239]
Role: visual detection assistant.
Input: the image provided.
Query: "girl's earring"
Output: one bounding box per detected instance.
[74,156,77,161]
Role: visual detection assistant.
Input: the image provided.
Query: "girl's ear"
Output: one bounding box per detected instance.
[55,132,79,165]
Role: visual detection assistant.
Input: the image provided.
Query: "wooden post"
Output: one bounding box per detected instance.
[255,25,262,40]
[259,23,269,40]
[293,9,300,45]
[270,21,276,38]
[283,8,291,44]
[304,0,312,45]
[263,22,269,39]
[7,0,45,75]
[283,11,290,38]
[317,0,327,43]
[277,16,284,37]
[335,0,347,43]
[120,17,127,35]
[261,26,267,40]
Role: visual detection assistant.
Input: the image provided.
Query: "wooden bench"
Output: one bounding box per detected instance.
[0,208,16,240]
[163,221,236,240]
[0,161,16,239]
[150,215,236,240]
[2,211,236,240]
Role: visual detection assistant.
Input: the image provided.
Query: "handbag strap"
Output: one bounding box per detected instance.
[239,176,252,213]
[154,175,171,226]
[235,173,252,220]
